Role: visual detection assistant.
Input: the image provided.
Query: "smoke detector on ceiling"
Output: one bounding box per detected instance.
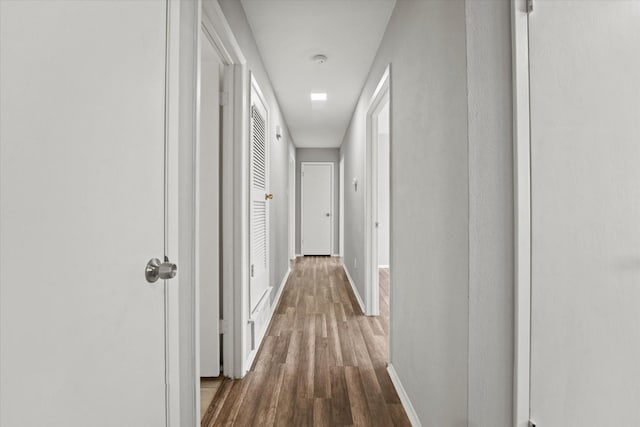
[312,54,327,64]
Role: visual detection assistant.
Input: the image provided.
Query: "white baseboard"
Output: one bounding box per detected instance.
[378,264,390,269]
[342,264,365,314]
[387,364,422,427]
[244,268,291,374]
[271,268,290,313]
[295,253,302,258]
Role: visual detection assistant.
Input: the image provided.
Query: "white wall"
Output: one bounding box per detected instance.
[341,2,470,423]
[218,0,296,362]
[295,148,340,255]
[340,0,514,424]
[466,1,514,425]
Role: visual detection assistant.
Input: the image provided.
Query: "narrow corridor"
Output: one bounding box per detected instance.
[202,257,410,426]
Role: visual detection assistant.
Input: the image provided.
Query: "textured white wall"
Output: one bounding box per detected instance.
[466,0,514,425]
[341,1,470,424]
[341,0,514,424]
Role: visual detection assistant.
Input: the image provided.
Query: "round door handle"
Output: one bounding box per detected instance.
[145,258,177,283]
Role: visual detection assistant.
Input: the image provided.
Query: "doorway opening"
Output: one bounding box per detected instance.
[365,66,390,321]
[197,23,224,421]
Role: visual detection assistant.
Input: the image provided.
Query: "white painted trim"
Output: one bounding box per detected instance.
[378,265,389,269]
[201,1,245,65]
[512,1,531,426]
[300,161,335,256]
[288,153,296,262]
[339,153,345,258]
[244,268,289,374]
[342,264,365,314]
[199,0,248,391]
[364,65,390,317]
[271,267,291,313]
[387,364,422,427]
[165,1,183,425]
[295,253,302,258]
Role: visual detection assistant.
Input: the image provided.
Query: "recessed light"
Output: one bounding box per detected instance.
[310,92,327,101]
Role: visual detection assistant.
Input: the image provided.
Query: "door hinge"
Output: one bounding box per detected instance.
[250,264,254,277]
[219,319,228,334]
[529,421,536,427]
[526,0,533,13]
[219,91,229,106]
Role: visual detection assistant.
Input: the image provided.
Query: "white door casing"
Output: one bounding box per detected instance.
[289,153,296,261]
[339,154,345,258]
[528,1,640,425]
[301,162,334,255]
[198,26,223,378]
[249,76,270,313]
[0,1,171,426]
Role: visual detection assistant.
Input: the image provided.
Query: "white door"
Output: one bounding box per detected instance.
[0,2,169,426]
[249,81,270,312]
[529,2,640,425]
[198,30,223,377]
[302,163,333,255]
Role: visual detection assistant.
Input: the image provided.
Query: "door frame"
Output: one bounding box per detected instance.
[174,1,249,426]
[511,1,532,426]
[289,151,296,261]
[339,153,345,258]
[364,65,390,317]
[301,161,335,256]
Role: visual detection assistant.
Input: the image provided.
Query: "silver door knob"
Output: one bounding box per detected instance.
[145,257,177,283]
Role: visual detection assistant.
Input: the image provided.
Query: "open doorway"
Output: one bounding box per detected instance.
[376,100,390,331]
[365,67,390,320]
[197,23,224,421]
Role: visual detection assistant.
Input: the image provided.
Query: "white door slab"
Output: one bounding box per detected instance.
[249,78,270,312]
[302,163,333,255]
[198,29,223,378]
[529,2,640,425]
[0,1,169,426]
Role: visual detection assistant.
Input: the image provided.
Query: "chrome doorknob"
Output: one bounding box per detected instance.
[145,257,177,283]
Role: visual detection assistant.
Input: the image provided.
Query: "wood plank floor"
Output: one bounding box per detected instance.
[203,257,410,427]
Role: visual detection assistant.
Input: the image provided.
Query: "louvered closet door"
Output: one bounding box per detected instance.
[249,87,270,312]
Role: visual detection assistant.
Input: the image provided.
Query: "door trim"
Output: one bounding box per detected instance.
[301,161,335,256]
[175,1,248,426]
[202,0,247,382]
[364,65,390,317]
[289,152,296,261]
[511,1,532,426]
[339,153,345,258]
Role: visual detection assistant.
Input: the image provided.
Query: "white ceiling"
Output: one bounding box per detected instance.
[240,0,396,148]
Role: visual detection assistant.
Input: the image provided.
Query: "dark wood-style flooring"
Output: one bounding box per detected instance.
[202,257,409,426]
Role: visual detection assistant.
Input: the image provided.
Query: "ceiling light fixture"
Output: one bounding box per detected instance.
[310,92,327,101]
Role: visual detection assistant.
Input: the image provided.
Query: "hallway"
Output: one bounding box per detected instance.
[202,257,409,426]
